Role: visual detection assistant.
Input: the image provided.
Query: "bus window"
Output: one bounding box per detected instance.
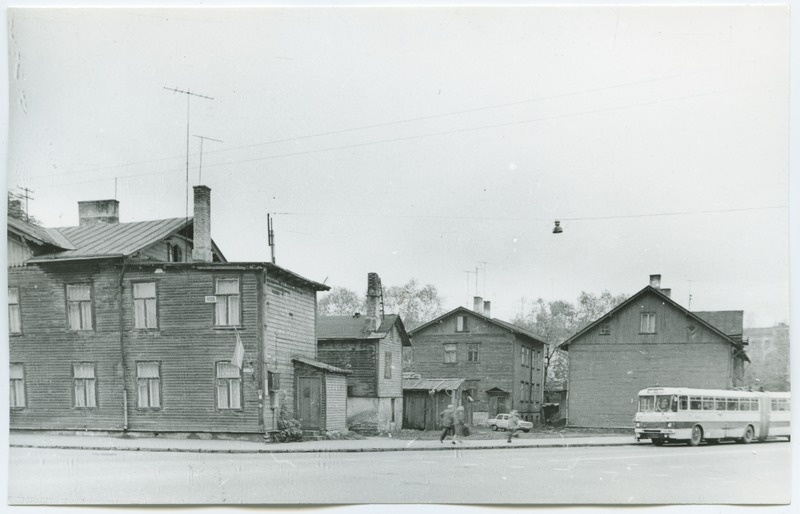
[727,398,738,411]
[703,397,714,410]
[715,398,726,410]
[690,396,702,410]
[656,396,671,412]
[638,396,655,412]
[679,396,688,410]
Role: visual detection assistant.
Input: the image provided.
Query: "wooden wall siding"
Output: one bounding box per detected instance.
[567,342,735,428]
[417,311,514,336]
[7,236,33,267]
[565,289,739,427]
[512,335,546,417]
[317,341,377,397]
[293,362,327,430]
[377,325,404,398]
[263,275,318,421]
[325,374,347,431]
[9,262,127,429]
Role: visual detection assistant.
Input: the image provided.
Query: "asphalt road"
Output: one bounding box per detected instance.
[8,441,790,505]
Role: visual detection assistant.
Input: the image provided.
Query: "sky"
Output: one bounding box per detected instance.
[4,4,792,328]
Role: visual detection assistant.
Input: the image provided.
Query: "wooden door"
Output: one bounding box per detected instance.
[298,377,322,430]
[489,395,507,417]
[403,392,427,430]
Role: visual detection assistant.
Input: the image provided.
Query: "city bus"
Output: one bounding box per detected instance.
[634,387,791,446]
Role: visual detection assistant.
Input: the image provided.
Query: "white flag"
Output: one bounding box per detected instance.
[231,330,245,369]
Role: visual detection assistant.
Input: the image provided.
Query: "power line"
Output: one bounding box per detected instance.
[24,65,734,182]
[30,80,776,191]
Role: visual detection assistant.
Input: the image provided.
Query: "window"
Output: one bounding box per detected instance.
[73,363,97,408]
[133,282,158,329]
[10,363,25,408]
[455,315,469,332]
[384,351,392,379]
[167,243,182,262]
[702,397,714,410]
[391,398,396,422]
[640,313,656,334]
[467,344,479,362]
[67,284,93,330]
[215,278,241,327]
[444,343,457,363]
[136,362,161,408]
[521,347,528,367]
[8,287,21,334]
[599,323,611,335]
[679,396,688,410]
[216,361,242,409]
[689,396,702,410]
[534,383,540,404]
[714,398,726,411]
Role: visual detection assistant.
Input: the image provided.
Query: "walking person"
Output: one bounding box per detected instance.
[506,409,521,443]
[439,404,456,444]
[455,404,467,442]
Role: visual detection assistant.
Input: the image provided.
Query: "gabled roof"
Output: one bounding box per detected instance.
[409,306,546,345]
[692,311,743,338]
[7,216,74,250]
[559,286,747,356]
[317,313,411,346]
[402,377,465,391]
[292,356,351,374]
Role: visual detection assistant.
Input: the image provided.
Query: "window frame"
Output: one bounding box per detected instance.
[384,351,392,379]
[66,283,94,331]
[640,312,656,334]
[72,362,98,409]
[455,315,469,333]
[132,281,159,330]
[9,362,26,409]
[215,361,244,410]
[214,277,242,328]
[8,287,22,335]
[443,343,457,364]
[136,361,162,410]
[467,343,480,362]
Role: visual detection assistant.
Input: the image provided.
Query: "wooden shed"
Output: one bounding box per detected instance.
[402,377,466,430]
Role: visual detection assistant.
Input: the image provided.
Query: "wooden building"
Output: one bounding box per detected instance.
[407,298,547,425]
[401,376,465,431]
[559,274,750,428]
[316,273,411,434]
[7,186,348,435]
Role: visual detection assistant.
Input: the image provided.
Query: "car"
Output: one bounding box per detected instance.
[487,413,533,432]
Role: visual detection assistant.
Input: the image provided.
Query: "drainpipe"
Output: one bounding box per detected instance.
[118,257,129,431]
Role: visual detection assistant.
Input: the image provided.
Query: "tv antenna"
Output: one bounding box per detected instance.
[193,135,223,183]
[163,86,214,222]
[15,186,34,223]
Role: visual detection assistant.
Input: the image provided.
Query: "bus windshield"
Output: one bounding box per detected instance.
[639,395,676,412]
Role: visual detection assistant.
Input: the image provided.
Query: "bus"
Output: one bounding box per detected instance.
[634,387,791,446]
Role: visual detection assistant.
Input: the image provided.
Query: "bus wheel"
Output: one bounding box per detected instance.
[688,425,703,446]
[738,425,754,444]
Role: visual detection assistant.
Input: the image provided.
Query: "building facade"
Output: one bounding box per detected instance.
[8,186,348,435]
[559,275,750,428]
[407,298,547,425]
[316,273,411,434]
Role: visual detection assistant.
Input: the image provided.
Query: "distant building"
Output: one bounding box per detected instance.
[407,298,547,426]
[317,273,411,434]
[7,186,349,435]
[559,274,750,428]
[743,323,790,391]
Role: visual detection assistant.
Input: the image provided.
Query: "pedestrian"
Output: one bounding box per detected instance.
[455,405,467,440]
[506,409,521,443]
[439,404,456,444]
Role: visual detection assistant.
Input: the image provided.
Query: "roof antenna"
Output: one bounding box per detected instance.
[193,134,223,184]
[268,213,276,264]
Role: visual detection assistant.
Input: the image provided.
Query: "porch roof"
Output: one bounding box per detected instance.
[402,377,465,392]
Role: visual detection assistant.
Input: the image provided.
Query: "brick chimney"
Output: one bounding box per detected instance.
[649,274,662,289]
[192,185,212,263]
[473,296,483,314]
[365,272,383,331]
[78,200,119,226]
[483,300,491,318]
[660,288,671,298]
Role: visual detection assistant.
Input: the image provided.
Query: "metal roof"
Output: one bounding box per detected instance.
[317,314,410,345]
[402,377,465,391]
[292,356,351,374]
[7,217,74,250]
[27,218,191,263]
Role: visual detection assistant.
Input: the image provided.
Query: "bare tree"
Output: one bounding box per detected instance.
[317,287,365,316]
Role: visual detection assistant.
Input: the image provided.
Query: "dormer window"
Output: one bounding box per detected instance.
[456,315,469,332]
[167,243,182,263]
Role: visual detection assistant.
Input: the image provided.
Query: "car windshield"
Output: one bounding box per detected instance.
[639,395,676,412]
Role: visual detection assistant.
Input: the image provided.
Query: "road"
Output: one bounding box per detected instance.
[8,441,790,504]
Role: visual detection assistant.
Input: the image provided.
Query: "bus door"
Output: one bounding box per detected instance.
[758,394,770,442]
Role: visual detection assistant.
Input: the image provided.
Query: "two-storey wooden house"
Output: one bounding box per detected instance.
[316,273,411,434]
[559,275,750,428]
[407,298,547,426]
[7,186,349,436]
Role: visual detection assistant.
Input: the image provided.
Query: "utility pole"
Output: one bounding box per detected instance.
[163,86,214,222]
[15,186,34,223]
[192,135,223,184]
[267,213,276,264]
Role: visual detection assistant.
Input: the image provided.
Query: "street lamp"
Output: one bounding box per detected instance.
[552,220,563,234]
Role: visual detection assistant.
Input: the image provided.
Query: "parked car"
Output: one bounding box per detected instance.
[487,413,533,432]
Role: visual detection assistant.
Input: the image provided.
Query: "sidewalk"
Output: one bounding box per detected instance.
[9,432,640,454]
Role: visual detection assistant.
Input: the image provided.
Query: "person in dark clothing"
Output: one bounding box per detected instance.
[439,404,456,444]
[507,410,521,443]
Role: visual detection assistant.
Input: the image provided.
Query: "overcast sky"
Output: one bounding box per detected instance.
[4,4,791,327]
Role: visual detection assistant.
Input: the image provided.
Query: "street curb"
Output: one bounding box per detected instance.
[10,441,640,454]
